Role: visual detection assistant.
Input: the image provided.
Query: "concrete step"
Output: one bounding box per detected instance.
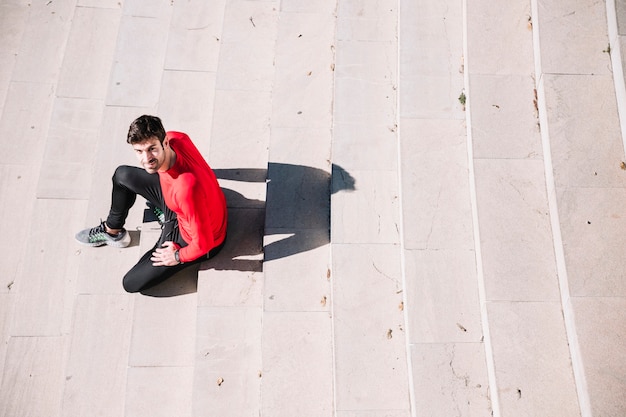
[0,0,625,416]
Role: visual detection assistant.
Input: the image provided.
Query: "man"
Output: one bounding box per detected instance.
[75,115,227,293]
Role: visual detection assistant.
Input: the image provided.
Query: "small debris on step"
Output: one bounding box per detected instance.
[456,323,467,332]
[217,377,224,386]
[386,329,393,339]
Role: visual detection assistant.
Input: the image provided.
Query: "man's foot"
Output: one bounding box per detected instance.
[75,221,131,248]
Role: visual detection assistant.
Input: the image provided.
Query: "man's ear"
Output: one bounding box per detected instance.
[162,137,169,149]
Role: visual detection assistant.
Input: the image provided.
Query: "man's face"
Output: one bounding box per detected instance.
[133,136,167,174]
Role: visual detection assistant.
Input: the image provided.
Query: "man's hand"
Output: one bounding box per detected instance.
[151,241,180,267]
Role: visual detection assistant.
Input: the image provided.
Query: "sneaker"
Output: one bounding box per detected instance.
[75,220,131,248]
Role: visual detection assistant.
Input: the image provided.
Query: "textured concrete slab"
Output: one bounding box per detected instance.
[336,412,409,417]
[125,366,194,417]
[197,208,264,308]
[165,0,225,72]
[543,74,625,188]
[272,11,335,129]
[12,0,74,84]
[208,90,271,169]
[537,0,611,75]
[56,6,121,100]
[331,169,400,244]
[488,301,581,417]
[263,231,330,312]
[572,297,626,417]
[157,70,216,148]
[193,307,262,417]
[333,123,397,171]
[334,40,397,127]
[411,343,491,417]
[400,118,474,250]
[470,74,542,159]
[1,0,626,415]
[332,244,409,411]
[128,292,198,367]
[36,97,104,200]
[0,3,28,111]
[337,0,397,41]
[62,294,133,417]
[0,164,36,292]
[475,158,559,302]
[467,0,534,75]
[11,199,87,337]
[558,187,626,297]
[269,127,332,170]
[107,13,171,107]
[405,249,482,343]
[261,311,334,417]
[0,294,13,388]
[0,336,66,417]
[0,81,55,165]
[216,40,276,92]
[399,0,464,119]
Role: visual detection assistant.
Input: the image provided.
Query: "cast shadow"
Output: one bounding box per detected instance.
[141,163,355,297]
[208,163,355,266]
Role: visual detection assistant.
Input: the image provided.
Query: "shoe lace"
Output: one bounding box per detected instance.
[88,221,107,240]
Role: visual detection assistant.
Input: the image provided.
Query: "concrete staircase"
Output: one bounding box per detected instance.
[0,0,625,416]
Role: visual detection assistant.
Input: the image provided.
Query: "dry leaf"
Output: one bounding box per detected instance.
[620,161,626,170]
[217,377,224,386]
[320,296,327,306]
[386,329,393,339]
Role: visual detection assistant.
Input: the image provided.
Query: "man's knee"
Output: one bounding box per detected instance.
[122,273,144,293]
[113,165,135,186]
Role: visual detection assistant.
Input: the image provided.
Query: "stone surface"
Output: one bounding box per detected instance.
[331,169,400,244]
[0,336,66,417]
[467,0,535,75]
[474,158,560,302]
[56,6,121,100]
[125,366,194,417]
[488,301,581,417]
[543,74,625,188]
[261,311,334,417]
[572,297,626,417]
[193,307,262,417]
[537,0,611,75]
[399,0,465,119]
[62,294,133,417]
[411,343,492,417]
[405,249,482,343]
[470,74,542,160]
[400,118,474,250]
[558,187,626,297]
[0,0,625,415]
[332,244,409,411]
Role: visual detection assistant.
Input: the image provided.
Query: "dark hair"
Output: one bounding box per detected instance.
[127,115,166,144]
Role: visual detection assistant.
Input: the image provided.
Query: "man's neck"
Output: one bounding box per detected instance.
[159,149,176,173]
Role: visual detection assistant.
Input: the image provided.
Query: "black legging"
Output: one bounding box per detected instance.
[107,165,224,293]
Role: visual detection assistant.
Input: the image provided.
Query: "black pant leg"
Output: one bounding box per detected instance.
[106,165,170,229]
